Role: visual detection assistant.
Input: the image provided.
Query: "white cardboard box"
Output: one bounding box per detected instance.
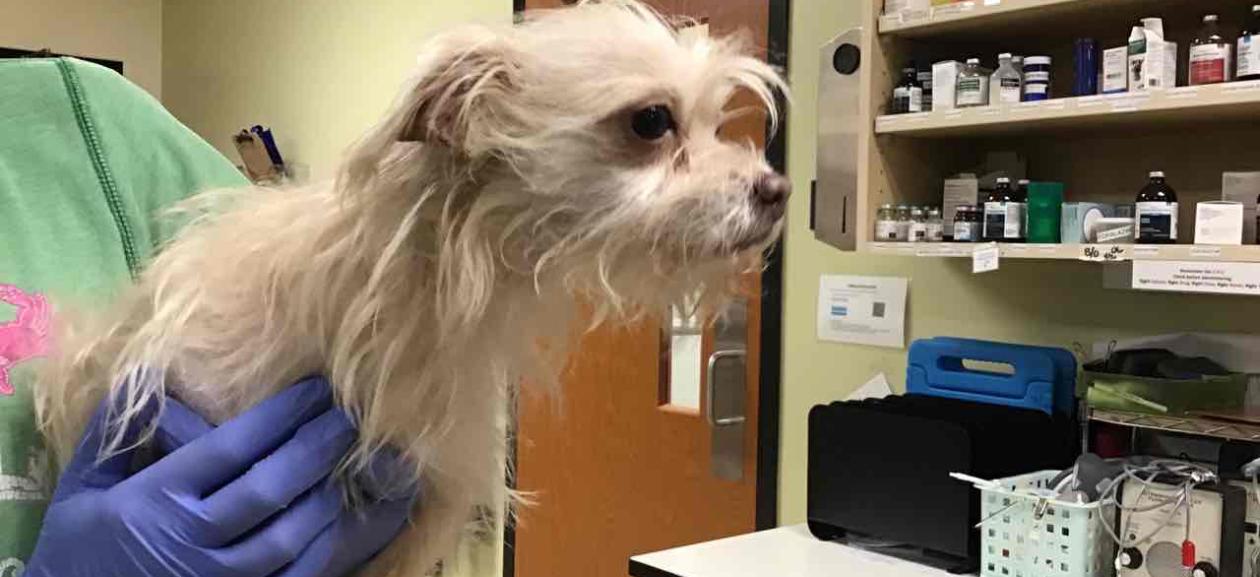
[1223,172,1260,244]
[932,61,964,111]
[1103,46,1128,93]
[1195,201,1244,245]
[1130,39,1178,91]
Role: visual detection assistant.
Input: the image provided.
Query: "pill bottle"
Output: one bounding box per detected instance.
[895,205,912,242]
[875,204,898,241]
[1023,56,1052,101]
[926,207,944,242]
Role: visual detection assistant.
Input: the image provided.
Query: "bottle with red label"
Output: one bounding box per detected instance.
[1191,14,1234,85]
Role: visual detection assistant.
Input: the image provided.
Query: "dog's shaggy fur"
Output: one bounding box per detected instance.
[36,1,788,575]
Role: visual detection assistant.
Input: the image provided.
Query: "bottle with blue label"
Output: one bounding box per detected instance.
[1240,5,1260,81]
[1135,171,1178,244]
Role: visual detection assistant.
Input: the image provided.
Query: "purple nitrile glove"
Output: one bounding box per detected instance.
[26,377,416,577]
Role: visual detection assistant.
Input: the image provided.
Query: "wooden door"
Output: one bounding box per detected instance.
[513,2,772,576]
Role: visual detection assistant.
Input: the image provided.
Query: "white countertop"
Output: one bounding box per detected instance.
[629,525,960,577]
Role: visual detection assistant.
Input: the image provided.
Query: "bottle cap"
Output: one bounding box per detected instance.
[1150,170,1165,178]
[1018,179,1031,185]
[997,177,1011,184]
[1204,14,1219,22]
[967,57,980,64]
[881,203,894,209]
[998,52,1012,59]
[1025,56,1052,65]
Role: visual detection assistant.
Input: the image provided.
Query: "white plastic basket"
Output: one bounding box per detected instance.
[977,470,1117,577]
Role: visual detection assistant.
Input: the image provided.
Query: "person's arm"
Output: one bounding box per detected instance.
[26,377,414,577]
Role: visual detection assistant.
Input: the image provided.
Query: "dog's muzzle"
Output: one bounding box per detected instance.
[751,173,791,221]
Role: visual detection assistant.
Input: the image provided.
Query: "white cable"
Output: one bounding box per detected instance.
[1091,459,1215,569]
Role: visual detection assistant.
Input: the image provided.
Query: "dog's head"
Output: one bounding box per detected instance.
[343,0,788,318]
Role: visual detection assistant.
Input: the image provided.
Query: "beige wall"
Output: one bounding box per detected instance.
[778,0,1260,525]
[162,0,508,179]
[0,0,163,97]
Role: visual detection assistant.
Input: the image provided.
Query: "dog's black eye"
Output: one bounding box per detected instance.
[631,105,675,140]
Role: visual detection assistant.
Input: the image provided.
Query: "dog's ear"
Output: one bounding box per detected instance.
[398,29,517,148]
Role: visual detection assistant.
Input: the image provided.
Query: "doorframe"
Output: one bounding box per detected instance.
[757,0,789,534]
[502,0,790,572]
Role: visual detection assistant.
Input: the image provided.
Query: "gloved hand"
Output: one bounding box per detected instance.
[26,377,416,577]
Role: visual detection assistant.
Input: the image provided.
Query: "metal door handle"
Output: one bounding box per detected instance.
[706,349,746,427]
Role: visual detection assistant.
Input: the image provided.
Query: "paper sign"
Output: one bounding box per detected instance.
[845,373,893,401]
[973,243,1000,273]
[817,275,908,349]
[1131,260,1260,295]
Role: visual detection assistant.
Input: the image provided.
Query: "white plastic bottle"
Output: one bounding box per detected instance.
[989,53,1023,104]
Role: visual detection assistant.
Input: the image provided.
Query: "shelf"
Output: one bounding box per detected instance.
[865,242,1260,263]
[876,0,1249,40]
[879,0,1088,37]
[875,82,1260,138]
[1090,408,1260,443]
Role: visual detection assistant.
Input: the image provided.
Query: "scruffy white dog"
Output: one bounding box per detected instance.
[37,1,789,575]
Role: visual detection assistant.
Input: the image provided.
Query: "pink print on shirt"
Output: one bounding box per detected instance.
[0,284,51,396]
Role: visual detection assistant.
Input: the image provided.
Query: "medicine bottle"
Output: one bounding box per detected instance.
[956,58,989,108]
[953,206,977,242]
[926,207,944,242]
[990,53,1023,104]
[1191,14,1233,85]
[892,67,923,113]
[895,205,912,242]
[1240,5,1260,81]
[984,177,1026,242]
[1023,56,1052,101]
[1135,171,1178,244]
[875,204,898,241]
[907,207,928,243]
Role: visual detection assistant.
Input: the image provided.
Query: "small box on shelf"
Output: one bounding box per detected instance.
[1195,201,1245,245]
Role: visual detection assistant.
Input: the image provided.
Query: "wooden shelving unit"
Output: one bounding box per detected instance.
[813,0,1260,270]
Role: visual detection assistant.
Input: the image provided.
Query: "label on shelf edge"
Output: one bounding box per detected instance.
[1131,245,1161,258]
[1223,80,1260,93]
[973,243,1000,273]
[1167,87,1201,99]
[1131,260,1260,295]
[1190,246,1224,258]
[1038,246,1059,255]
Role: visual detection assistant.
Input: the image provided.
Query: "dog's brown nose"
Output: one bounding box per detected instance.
[753,173,792,208]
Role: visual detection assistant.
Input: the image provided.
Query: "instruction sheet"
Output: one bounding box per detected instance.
[816,275,908,349]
